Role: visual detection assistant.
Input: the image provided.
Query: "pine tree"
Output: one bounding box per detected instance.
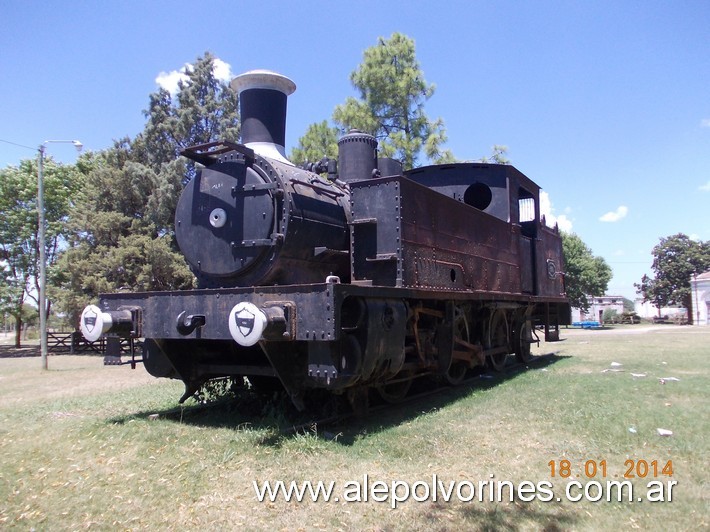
[332,33,454,169]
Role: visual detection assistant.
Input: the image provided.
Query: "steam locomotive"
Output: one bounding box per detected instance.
[80,70,570,412]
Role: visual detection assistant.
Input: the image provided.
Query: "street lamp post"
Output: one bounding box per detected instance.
[38,140,82,370]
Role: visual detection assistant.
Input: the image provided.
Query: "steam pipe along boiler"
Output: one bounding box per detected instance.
[80,70,570,412]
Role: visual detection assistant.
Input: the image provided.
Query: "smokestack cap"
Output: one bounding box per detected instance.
[230,70,296,95]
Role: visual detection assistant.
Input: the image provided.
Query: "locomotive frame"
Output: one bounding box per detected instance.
[80,70,570,412]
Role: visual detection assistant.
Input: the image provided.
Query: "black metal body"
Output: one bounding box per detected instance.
[89,153,569,409]
[81,70,570,411]
[176,142,350,288]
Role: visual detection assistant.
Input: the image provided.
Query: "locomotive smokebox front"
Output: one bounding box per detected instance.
[174,158,279,282]
[175,70,351,288]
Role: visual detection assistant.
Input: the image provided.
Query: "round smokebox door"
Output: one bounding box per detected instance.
[175,161,276,278]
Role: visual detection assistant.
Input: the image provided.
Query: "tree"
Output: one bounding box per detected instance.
[634,233,710,323]
[561,233,613,312]
[602,308,618,323]
[53,143,195,326]
[480,145,510,164]
[622,297,635,312]
[55,52,239,325]
[332,32,454,169]
[289,120,340,167]
[0,157,84,347]
[140,51,239,182]
[634,274,666,318]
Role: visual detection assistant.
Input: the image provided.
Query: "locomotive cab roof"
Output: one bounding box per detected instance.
[405,162,542,226]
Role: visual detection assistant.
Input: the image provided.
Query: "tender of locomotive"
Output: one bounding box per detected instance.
[80,70,570,411]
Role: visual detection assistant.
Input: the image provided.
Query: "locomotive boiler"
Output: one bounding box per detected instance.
[80,69,570,412]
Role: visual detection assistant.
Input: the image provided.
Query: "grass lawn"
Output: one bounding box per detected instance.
[0,325,707,530]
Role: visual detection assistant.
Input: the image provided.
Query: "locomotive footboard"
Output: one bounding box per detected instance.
[81,281,568,410]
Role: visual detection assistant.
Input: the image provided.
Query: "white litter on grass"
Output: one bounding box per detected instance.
[628,427,637,434]
[659,377,681,384]
[602,362,625,372]
[657,428,673,437]
[631,373,647,378]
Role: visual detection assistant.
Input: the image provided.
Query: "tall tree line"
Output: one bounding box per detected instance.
[0,157,84,346]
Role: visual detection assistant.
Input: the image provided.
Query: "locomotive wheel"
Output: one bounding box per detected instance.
[488,352,508,372]
[445,362,468,385]
[376,370,414,403]
[487,310,509,372]
[514,320,533,364]
[445,306,470,385]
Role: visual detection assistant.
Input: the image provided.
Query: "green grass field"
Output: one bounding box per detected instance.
[1,325,708,530]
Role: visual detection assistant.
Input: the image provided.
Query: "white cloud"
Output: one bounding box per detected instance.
[599,205,628,222]
[540,191,573,232]
[155,58,233,95]
[554,214,573,232]
[701,118,710,128]
[699,180,710,192]
[156,63,191,94]
[212,58,233,83]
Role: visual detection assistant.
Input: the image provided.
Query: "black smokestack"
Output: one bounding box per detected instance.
[230,70,296,164]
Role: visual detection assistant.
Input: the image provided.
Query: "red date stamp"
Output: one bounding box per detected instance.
[548,459,673,479]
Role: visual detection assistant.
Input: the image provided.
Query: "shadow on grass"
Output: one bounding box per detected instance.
[439,502,579,532]
[0,344,41,358]
[109,353,570,448]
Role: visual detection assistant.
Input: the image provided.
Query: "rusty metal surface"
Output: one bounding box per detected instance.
[350,175,522,293]
[536,225,567,298]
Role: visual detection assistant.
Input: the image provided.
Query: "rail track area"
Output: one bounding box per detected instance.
[136,351,565,437]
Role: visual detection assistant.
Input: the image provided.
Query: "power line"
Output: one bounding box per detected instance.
[0,138,36,151]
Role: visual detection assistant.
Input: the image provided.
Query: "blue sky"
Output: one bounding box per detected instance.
[1,0,708,300]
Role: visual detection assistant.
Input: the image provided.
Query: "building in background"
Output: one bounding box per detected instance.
[690,271,710,326]
[571,295,625,323]
[633,270,710,325]
[634,300,686,322]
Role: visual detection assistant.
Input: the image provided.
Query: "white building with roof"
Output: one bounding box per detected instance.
[634,300,686,321]
[571,295,626,323]
[690,271,710,326]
